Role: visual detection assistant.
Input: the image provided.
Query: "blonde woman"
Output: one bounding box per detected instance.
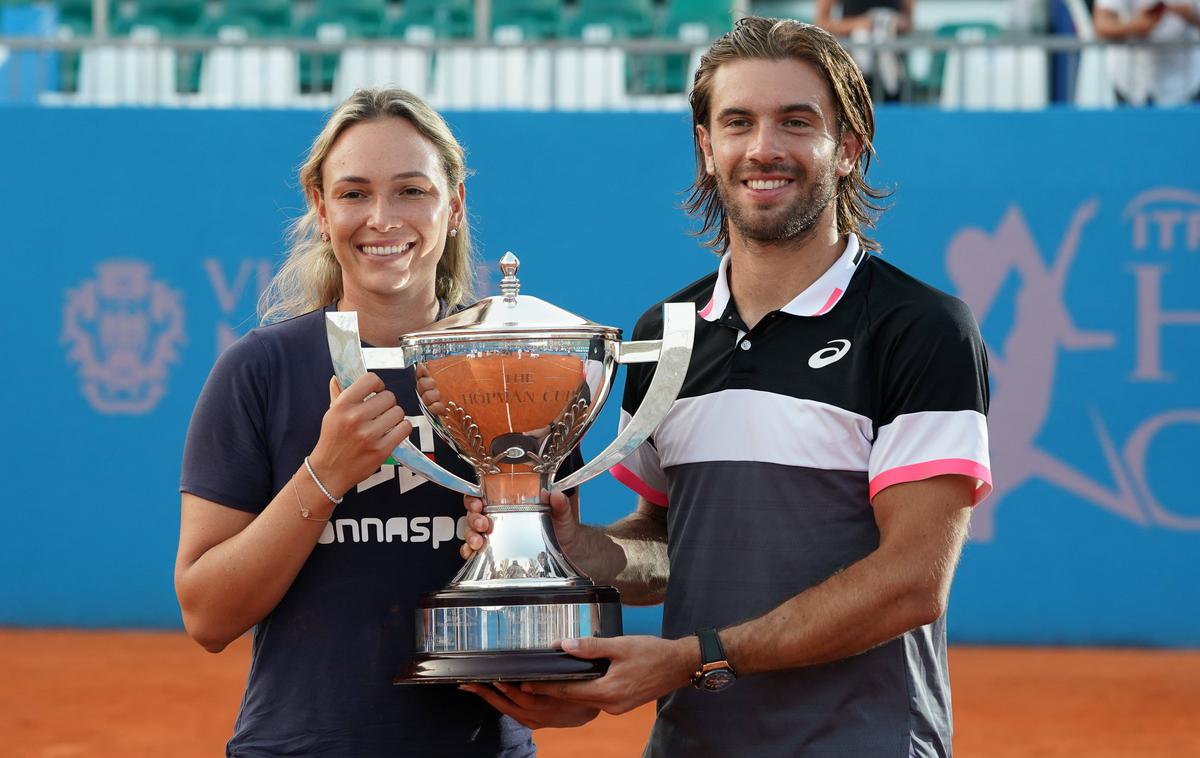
[176,88,547,757]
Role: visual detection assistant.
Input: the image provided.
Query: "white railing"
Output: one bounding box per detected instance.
[0,34,1196,110]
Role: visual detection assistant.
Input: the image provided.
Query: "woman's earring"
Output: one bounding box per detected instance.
[449,227,458,239]
[320,231,330,242]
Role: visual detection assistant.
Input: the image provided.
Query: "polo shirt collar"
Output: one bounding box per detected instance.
[697,234,867,323]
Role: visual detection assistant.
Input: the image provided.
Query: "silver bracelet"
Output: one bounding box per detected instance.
[304,455,344,505]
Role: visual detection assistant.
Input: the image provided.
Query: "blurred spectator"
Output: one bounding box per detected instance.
[1093,0,1200,104]
[816,0,915,100]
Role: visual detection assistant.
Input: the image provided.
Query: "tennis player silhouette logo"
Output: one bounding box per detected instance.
[62,260,186,415]
[946,201,1145,542]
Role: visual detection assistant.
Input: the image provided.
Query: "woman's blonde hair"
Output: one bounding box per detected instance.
[259,88,475,324]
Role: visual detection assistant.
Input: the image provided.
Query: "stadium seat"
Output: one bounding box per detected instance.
[392,0,475,40]
[491,0,563,41]
[49,0,107,93]
[335,46,432,99]
[933,22,1048,110]
[554,45,631,109]
[631,0,731,94]
[132,0,205,31]
[77,25,179,105]
[295,0,389,93]
[661,0,732,41]
[430,46,554,109]
[112,13,205,94]
[566,0,655,40]
[207,0,292,38]
[52,0,99,33]
[200,28,299,107]
[308,0,388,37]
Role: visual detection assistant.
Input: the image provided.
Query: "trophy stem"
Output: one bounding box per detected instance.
[449,509,591,589]
[478,471,548,506]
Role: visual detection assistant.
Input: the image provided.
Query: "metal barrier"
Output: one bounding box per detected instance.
[0,34,1197,110]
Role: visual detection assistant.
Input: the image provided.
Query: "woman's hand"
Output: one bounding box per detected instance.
[308,373,412,498]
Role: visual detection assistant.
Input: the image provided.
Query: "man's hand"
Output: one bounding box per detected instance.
[521,635,698,715]
[460,488,580,561]
[460,682,600,729]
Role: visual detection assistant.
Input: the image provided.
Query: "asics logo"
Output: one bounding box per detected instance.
[808,339,852,368]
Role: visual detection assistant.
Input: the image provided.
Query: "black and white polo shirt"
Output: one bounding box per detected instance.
[612,234,991,757]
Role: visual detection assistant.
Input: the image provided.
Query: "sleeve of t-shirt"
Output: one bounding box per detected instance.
[608,310,670,507]
[868,297,992,505]
[179,330,274,514]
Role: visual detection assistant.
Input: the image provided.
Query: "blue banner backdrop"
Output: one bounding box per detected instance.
[1,107,1197,645]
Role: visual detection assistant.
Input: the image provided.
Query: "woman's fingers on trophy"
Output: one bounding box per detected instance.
[359,389,399,426]
[370,404,408,440]
[415,373,446,416]
[336,372,386,407]
[328,375,342,403]
[381,416,413,452]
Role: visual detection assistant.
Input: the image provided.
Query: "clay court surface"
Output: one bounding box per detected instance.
[4,630,1198,757]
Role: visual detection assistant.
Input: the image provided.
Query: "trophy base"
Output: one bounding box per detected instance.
[396,584,622,685]
[395,650,609,684]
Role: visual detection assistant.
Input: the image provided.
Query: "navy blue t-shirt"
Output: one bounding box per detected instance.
[181,306,577,758]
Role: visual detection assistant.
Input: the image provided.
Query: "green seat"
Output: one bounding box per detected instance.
[919,21,1002,97]
[661,0,731,43]
[50,0,105,92]
[566,0,655,40]
[491,0,562,40]
[308,0,388,37]
[133,0,205,31]
[54,0,111,35]
[392,0,474,40]
[295,6,381,94]
[115,14,206,93]
[631,0,730,94]
[208,0,292,38]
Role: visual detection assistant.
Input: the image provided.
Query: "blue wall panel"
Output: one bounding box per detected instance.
[2,106,1197,645]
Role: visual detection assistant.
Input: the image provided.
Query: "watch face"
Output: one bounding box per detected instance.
[702,669,735,691]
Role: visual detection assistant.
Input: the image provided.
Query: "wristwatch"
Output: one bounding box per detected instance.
[691,626,736,692]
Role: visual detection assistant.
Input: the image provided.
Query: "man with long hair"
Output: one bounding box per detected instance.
[463,18,991,755]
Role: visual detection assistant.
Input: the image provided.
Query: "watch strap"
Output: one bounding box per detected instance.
[696,626,726,666]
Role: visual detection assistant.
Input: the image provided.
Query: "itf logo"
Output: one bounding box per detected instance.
[62,260,186,415]
[947,190,1200,542]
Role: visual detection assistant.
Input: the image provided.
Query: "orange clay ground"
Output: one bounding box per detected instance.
[3,630,1198,757]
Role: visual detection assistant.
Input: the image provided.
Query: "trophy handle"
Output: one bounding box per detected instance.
[325,311,483,497]
[552,301,695,493]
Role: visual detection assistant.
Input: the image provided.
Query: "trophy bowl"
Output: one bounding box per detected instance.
[326,253,694,683]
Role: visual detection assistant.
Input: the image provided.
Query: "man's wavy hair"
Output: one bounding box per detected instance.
[685,17,891,254]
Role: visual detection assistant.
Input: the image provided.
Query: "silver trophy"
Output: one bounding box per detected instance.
[326,253,694,683]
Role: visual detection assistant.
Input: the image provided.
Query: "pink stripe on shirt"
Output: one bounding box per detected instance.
[611,463,668,507]
[813,287,844,316]
[869,458,993,505]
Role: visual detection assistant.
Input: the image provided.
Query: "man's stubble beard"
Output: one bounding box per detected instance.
[719,157,839,246]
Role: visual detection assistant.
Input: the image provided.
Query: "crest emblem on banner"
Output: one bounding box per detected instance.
[62,260,186,415]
